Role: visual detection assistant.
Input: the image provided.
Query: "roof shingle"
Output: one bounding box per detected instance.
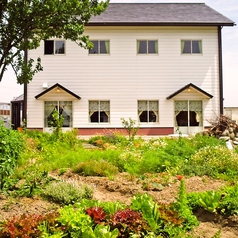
[88,3,234,26]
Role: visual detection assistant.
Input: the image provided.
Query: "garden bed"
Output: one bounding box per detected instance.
[1,172,238,237]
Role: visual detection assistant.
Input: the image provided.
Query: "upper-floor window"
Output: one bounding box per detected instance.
[89,101,110,123]
[181,40,202,54]
[137,40,158,54]
[44,40,65,55]
[89,40,110,54]
[138,100,159,122]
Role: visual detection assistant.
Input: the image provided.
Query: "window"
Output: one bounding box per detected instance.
[137,40,158,54]
[181,40,202,54]
[44,40,65,55]
[175,101,203,127]
[89,40,110,54]
[45,101,72,127]
[138,101,159,122]
[89,101,110,123]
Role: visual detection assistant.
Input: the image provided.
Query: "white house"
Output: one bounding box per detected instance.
[23,3,234,136]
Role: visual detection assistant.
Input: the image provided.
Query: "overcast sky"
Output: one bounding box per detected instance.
[0,0,237,106]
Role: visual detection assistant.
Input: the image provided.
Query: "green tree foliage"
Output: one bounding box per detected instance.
[0,0,109,84]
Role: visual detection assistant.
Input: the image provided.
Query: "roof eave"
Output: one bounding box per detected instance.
[86,22,235,27]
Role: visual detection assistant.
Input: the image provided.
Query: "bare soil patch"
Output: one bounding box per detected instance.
[0,172,238,238]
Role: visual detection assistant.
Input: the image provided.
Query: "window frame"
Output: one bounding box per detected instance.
[137,40,158,54]
[44,101,72,127]
[89,40,110,54]
[138,100,159,123]
[44,40,65,55]
[175,100,203,127]
[181,40,202,54]
[89,100,110,123]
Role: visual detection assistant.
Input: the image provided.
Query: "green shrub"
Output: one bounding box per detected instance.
[182,145,238,178]
[43,180,93,205]
[0,124,24,190]
[72,160,119,177]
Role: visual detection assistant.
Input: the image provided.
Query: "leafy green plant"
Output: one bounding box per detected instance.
[57,205,93,237]
[218,184,238,215]
[73,160,119,177]
[0,124,24,191]
[172,180,199,230]
[12,168,50,197]
[48,109,64,139]
[198,191,221,213]
[43,180,93,205]
[82,224,119,238]
[130,193,162,232]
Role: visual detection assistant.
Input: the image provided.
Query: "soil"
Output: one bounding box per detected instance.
[0,171,238,238]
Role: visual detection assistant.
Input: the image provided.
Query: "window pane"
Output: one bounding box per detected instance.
[100,41,109,54]
[59,101,72,127]
[55,41,65,54]
[149,111,157,122]
[89,41,99,54]
[138,41,147,54]
[176,111,188,126]
[45,101,57,126]
[192,40,202,53]
[90,111,99,122]
[139,111,148,122]
[44,40,54,54]
[148,40,157,54]
[182,40,191,54]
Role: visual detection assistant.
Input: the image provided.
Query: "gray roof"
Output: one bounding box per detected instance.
[88,3,234,26]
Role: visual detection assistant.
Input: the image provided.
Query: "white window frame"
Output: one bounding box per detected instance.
[89,100,110,123]
[44,101,72,127]
[138,100,159,123]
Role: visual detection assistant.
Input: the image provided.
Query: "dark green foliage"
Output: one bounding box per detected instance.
[0,124,24,190]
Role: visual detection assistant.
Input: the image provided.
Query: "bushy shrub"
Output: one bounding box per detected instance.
[181,145,238,178]
[0,124,24,190]
[43,180,93,205]
[72,160,119,177]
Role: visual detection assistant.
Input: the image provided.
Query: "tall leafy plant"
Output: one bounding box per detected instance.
[0,124,24,190]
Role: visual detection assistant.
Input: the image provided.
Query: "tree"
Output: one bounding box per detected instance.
[0,0,109,84]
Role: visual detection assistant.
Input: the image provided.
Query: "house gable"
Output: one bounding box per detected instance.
[35,83,81,100]
[166,83,213,100]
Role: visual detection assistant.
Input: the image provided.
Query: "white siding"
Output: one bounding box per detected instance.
[27,26,219,130]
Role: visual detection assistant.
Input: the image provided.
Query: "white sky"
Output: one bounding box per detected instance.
[0,0,237,106]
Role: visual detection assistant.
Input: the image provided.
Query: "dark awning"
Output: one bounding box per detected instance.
[166,83,213,100]
[35,83,81,100]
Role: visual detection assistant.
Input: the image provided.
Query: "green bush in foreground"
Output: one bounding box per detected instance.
[0,124,24,191]
[43,180,93,205]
